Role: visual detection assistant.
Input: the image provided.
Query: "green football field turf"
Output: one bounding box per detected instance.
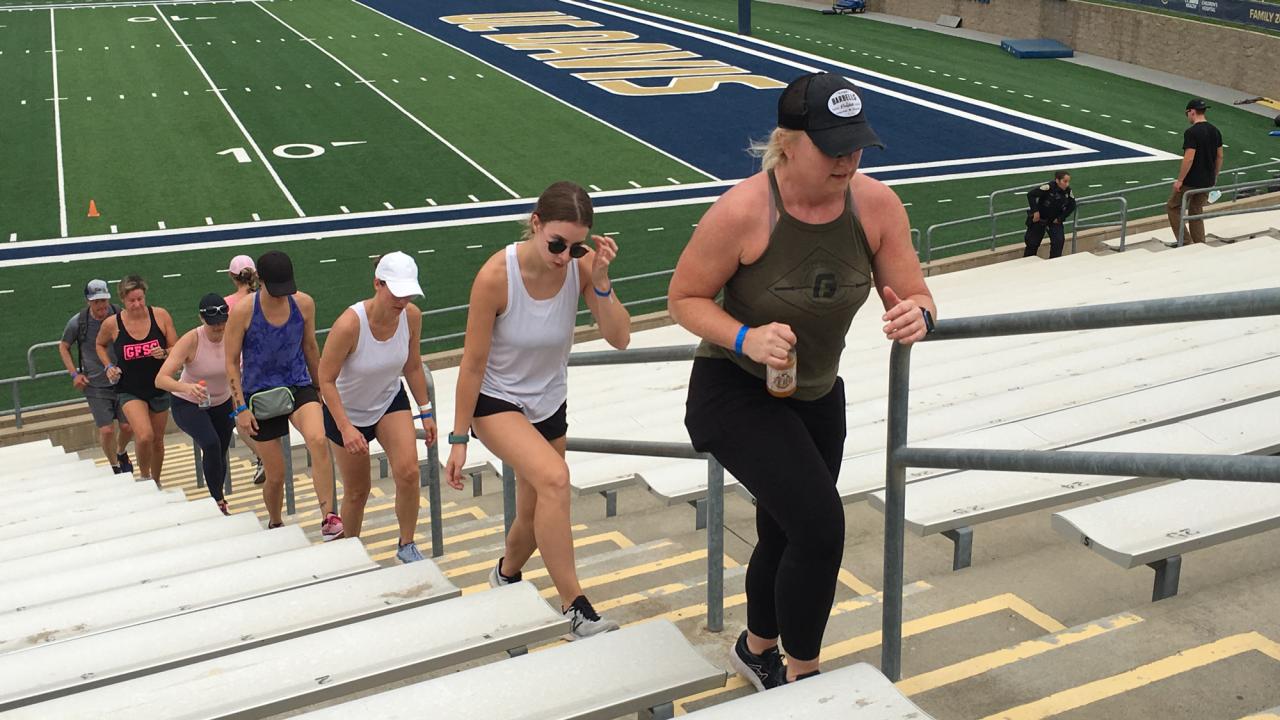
[1,0,1277,413]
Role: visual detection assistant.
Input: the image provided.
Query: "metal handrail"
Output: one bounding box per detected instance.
[1176,178,1280,247]
[987,181,1044,243]
[561,343,727,631]
[880,286,1280,682]
[1070,196,1128,252]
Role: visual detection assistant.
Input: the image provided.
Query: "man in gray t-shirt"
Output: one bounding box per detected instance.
[57,279,134,475]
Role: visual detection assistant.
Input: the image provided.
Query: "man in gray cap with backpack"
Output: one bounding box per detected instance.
[58,279,134,475]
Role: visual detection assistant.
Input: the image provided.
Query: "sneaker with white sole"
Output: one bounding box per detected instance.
[488,557,522,588]
[321,513,344,542]
[116,452,133,476]
[252,457,266,485]
[562,595,618,640]
[396,542,425,564]
[729,630,786,692]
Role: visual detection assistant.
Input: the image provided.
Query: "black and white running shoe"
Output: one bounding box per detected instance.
[562,595,619,640]
[729,630,786,691]
[488,557,522,588]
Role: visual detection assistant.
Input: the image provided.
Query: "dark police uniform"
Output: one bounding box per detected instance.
[1023,181,1076,259]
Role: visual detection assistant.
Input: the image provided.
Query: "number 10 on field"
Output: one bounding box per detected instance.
[217,141,367,163]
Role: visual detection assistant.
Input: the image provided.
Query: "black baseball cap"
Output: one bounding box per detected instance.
[198,292,229,324]
[1186,98,1209,111]
[778,72,883,157]
[256,250,296,296]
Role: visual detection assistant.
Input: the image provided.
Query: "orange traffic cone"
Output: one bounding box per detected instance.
[87,200,100,218]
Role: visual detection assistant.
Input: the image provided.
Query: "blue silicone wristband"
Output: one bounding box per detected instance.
[593,283,612,298]
[733,325,749,356]
[414,412,434,420]
[230,404,249,419]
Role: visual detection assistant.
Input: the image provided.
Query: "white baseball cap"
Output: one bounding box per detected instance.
[375,251,424,299]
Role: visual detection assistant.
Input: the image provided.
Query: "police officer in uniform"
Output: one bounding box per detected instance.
[1023,170,1076,259]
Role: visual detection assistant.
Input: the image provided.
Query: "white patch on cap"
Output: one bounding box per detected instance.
[827,89,862,118]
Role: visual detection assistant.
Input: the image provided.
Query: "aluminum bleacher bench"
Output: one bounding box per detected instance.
[681,662,935,719]
[1053,479,1280,601]
[867,396,1280,570]
[16,482,164,519]
[0,457,114,488]
[0,499,221,562]
[0,438,57,456]
[0,512,262,585]
[292,619,725,720]
[0,538,374,654]
[10,583,571,720]
[0,560,459,709]
[0,488,187,541]
[0,521,306,612]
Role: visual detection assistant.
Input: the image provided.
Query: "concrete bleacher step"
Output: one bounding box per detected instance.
[0,451,97,479]
[13,482,166,520]
[0,522,307,612]
[10,583,570,720]
[0,457,115,487]
[682,663,934,719]
[0,499,222,562]
[0,538,375,654]
[1052,479,1280,600]
[292,619,725,720]
[0,438,56,457]
[0,560,460,710]
[866,396,1280,566]
[0,489,187,540]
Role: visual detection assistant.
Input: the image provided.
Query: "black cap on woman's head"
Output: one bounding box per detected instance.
[256,250,296,296]
[198,293,229,324]
[778,72,884,157]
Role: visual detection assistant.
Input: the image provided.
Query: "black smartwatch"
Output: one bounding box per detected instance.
[920,308,935,334]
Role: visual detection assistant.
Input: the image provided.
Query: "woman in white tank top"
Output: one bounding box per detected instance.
[446,182,632,639]
[319,252,436,564]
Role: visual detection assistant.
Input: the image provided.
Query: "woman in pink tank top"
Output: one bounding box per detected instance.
[156,293,236,514]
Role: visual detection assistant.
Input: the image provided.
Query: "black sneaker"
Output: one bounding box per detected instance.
[252,458,266,485]
[730,630,786,692]
[562,595,618,640]
[787,669,820,683]
[116,452,133,475]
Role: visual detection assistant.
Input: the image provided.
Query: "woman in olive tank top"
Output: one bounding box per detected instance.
[670,73,937,690]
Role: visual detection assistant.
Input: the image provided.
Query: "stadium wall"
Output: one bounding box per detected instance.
[852,0,1280,98]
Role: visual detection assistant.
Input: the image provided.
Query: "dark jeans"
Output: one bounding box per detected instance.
[1023,221,1066,258]
[684,358,846,661]
[171,396,234,502]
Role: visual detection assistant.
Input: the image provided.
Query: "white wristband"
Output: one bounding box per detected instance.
[418,402,433,412]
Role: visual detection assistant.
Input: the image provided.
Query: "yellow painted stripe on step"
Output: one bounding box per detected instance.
[839,568,877,596]
[443,533,650,578]
[1240,710,1280,720]
[674,592,1055,713]
[459,549,736,597]
[594,578,710,614]
[369,525,608,565]
[391,524,589,569]
[898,612,1144,696]
[358,508,489,550]
[982,632,1280,720]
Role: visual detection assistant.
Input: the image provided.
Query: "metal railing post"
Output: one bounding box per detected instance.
[1177,189,1190,247]
[194,444,205,488]
[502,463,516,537]
[10,383,21,430]
[881,341,912,682]
[422,363,444,557]
[282,433,296,516]
[706,457,725,633]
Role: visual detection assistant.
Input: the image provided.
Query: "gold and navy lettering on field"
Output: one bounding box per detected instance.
[440,12,785,96]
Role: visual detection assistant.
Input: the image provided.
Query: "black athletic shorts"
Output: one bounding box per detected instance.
[323,386,410,445]
[473,393,568,442]
[248,384,320,442]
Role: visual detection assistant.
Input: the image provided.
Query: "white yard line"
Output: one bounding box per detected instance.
[50,9,68,238]
[156,5,304,216]
[256,1,521,198]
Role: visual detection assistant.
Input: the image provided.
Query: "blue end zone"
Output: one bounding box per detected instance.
[1001,39,1074,59]
[357,0,1168,184]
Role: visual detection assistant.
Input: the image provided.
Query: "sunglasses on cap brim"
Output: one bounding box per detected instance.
[547,237,589,258]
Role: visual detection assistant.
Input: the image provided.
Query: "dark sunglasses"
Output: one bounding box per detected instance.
[547,237,589,259]
[200,304,228,317]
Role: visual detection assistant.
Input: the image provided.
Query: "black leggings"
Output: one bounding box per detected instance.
[684,358,846,661]
[171,396,234,503]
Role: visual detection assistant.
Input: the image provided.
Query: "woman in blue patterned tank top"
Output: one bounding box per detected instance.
[224,250,341,539]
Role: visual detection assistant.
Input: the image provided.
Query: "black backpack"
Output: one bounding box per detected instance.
[75,304,119,373]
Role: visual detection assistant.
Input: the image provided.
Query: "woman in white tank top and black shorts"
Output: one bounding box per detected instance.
[446,181,632,640]
[319,252,436,565]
